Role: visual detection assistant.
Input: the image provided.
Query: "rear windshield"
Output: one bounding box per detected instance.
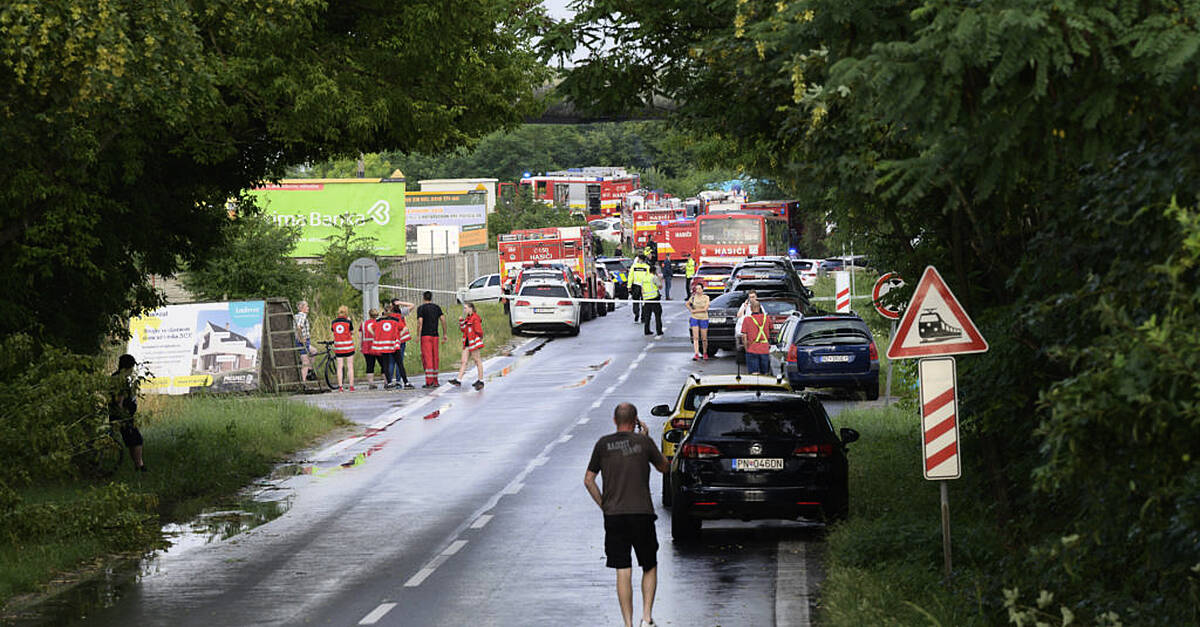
[697,266,733,276]
[793,320,871,345]
[709,292,749,309]
[604,260,631,271]
[760,300,800,315]
[792,260,814,271]
[693,404,824,438]
[520,284,569,297]
[729,282,789,294]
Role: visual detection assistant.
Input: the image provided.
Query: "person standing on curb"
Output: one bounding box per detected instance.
[331,305,356,392]
[109,354,147,472]
[584,403,668,627]
[627,255,651,323]
[361,308,381,389]
[661,254,673,300]
[417,291,448,387]
[448,302,485,390]
[641,265,663,338]
[295,300,313,382]
[386,302,416,389]
[686,283,710,360]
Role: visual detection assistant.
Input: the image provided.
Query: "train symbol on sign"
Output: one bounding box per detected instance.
[917,309,963,343]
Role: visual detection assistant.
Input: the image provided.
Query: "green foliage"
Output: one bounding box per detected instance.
[0,0,547,352]
[180,208,310,303]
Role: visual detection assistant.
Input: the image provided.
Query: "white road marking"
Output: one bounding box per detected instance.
[503,482,525,495]
[531,456,549,467]
[775,540,811,626]
[590,399,603,409]
[558,434,573,443]
[578,417,590,425]
[404,567,437,588]
[359,603,397,625]
[442,539,468,556]
[469,514,493,529]
[605,384,619,394]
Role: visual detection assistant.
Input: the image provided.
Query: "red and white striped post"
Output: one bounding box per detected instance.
[919,357,960,577]
[835,271,851,312]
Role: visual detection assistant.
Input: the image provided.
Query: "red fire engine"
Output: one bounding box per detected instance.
[741,200,804,251]
[620,192,685,252]
[498,226,603,320]
[653,219,698,265]
[518,168,640,220]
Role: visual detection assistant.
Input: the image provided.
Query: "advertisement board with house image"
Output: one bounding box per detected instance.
[127,301,266,394]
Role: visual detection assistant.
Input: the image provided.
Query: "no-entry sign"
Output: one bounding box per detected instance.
[919,357,961,480]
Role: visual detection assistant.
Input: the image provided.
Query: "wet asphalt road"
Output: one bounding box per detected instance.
[78,288,863,627]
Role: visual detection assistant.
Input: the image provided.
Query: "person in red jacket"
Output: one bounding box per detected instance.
[739,301,773,376]
[372,308,398,388]
[361,308,380,389]
[331,305,356,391]
[448,302,485,390]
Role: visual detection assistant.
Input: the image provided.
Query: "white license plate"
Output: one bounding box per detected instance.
[733,458,784,471]
[533,307,555,314]
[820,355,852,363]
[709,317,726,324]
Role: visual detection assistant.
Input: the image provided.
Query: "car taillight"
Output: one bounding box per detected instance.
[786,344,798,363]
[681,443,721,458]
[515,300,531,306]
[868,341,878,361]
[557,300,573,306]
[793,443,834,457]
[670,418,691,429]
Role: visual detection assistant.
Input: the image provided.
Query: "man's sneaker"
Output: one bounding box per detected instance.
[640,620,657,627]
[448,379,462,386]
[349,386,356,392]
[472,380,484,390]
[383,382,397,389]
[403,383,415,389]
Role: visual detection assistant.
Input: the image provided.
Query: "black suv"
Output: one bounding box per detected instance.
[664,391,859,540]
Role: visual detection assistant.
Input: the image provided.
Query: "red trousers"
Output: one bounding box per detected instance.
[421,336,440,384]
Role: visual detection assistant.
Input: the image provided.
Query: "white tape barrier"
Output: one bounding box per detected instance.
[378,283,875,306]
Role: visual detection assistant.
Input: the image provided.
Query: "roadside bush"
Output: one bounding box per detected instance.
[181,208,310,304]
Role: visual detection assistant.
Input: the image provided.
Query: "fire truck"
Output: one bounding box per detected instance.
[518,168,640,220]
[498,226,603,320]
[652,219,698,267]
[620,193,685,253]
[741,200,804,251]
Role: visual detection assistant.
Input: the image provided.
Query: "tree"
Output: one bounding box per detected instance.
[180,208,309,304]
[0,0,547,351]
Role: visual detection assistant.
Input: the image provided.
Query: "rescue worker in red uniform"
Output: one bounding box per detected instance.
[373,308,399,388]
[361,308,380,389]
[331,306,356,391]
[740,301,772,376]
[383,304,415,389]
[448,302,485,390]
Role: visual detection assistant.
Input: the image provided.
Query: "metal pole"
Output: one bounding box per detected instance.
[884,319,897,406]
[940,481,952,578]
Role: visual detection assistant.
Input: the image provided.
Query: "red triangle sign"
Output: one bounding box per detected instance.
[886,266,988,359]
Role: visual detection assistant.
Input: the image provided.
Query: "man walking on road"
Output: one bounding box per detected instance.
[627,255,651,323]
[641,265,664,337]
[585,403,669,627]
[661,254,673,300]
[416,291,448,387]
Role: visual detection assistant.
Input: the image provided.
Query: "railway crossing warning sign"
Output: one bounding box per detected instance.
[886,266,988,359]
[919,357,961,480]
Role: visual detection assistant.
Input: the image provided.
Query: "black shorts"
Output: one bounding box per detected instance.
[118,423,143,448]
[364,353,380,373]
[604,514,658,570]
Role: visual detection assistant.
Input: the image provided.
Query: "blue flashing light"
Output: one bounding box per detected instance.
[523,171,532,178]
[788,248,798,257]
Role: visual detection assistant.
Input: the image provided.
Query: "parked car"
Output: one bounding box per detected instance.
[588,217,623,244]
[730,256,804,286]
[597,256,632,299]
[733,295,809,364]
[691,263,735,295]
[650,373,792,506]
[818,258,845,275]
[791,258,822,287]
[664,390,860,540]
[509,278,582,336]
[705,288,810,356]
[457,273,503,303]
[773,312,880,399]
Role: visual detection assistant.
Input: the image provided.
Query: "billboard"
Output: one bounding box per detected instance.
[127,301,266,395]
[249,180,407,256]
[404,189,489,253]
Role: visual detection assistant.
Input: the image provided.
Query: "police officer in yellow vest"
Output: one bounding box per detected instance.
[684,256,696,290]
[627,255,651,323]
[641,265,664,337]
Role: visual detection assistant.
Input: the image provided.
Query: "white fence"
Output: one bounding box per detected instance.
[381,251,499,308]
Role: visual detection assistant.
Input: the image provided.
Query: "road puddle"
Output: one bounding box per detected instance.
[7,491,291,625]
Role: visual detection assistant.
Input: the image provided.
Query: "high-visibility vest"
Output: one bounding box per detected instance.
[361,318,377,355]
[627,261,650,287]
[641,274,660,300]
[331,317,355,354]
[685,257,696,278]
[386,314,411,346]
[744,313,770,352]
[373,317,398,353]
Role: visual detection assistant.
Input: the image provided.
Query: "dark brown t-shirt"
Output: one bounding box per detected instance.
[587,431,667,516]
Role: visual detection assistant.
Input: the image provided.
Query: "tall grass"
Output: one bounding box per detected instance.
[819,406,1000,625]
[306,301,512,384]
[0,397,346,605]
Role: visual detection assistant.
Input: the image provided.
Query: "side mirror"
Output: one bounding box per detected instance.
[650,404,671,417]
[663,429,685,444]
[803,287,814,299]
[840,427,860,445]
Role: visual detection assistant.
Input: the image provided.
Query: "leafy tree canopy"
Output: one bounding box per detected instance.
[0,0,547,351]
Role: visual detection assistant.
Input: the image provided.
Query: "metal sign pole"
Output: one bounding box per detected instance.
[884,319,897,406]
[940,481,952,577]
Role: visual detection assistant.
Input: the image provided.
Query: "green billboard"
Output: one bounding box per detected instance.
[249,180,407,256]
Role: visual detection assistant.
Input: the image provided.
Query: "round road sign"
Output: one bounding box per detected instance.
[872,272,905,320]
[347,257,381,290]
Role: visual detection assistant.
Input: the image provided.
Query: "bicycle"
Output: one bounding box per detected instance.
[310,340,339,391]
